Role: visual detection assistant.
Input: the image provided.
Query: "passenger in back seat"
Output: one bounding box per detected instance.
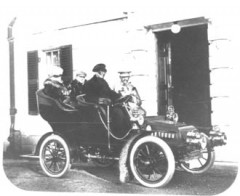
[69,70,87,106]
[43,66,74,109]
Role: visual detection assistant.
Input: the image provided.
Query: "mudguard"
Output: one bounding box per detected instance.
[119,132,146,183]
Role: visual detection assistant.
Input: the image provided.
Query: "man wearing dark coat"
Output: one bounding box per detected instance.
[69,71,87,104]
[84,63,120,103]
[85,63,131,136]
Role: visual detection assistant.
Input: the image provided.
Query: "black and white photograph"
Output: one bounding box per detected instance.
[0,0,239,195]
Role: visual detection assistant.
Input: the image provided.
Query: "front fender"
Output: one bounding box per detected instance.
[119,132,144,183]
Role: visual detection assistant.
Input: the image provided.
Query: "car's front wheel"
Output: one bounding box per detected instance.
[39,134,71,178]
[180,133,215,174]
[129,136,175,188]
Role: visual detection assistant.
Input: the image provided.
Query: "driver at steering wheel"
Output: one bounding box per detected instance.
[84,63,120,104]
[84,63,131,135]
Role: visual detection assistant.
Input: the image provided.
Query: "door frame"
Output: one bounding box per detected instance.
[148,17,211,126]
[145,17,209,32]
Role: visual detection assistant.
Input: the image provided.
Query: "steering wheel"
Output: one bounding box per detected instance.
[115,95,132,104]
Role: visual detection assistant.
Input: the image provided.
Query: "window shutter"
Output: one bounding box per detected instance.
[27,50,39,115]
[60,45,73,84]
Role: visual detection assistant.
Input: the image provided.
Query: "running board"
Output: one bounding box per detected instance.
[19,154,39,159]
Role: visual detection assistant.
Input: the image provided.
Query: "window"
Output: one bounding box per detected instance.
[46,50,60,67]
[44,45,73,84]
[27,45,72,116]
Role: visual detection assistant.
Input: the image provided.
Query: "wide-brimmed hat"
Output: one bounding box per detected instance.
[118,71,131,77]
[92,63,107,72]
[49,66,63,77]
[76,71,87,77]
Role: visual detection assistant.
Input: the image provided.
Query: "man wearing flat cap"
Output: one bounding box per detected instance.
[85,63,131,135]
[92,63,107,73]
[117,71,142,106]
[84,63,119,103]
[69,71,87,99]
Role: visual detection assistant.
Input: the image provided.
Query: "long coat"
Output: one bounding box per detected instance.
[43,77,69,102]
[84,75,120,103]
[69,79,86,99]
[85,75,131,135]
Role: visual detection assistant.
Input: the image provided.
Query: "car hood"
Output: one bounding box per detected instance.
[145,116,196,133]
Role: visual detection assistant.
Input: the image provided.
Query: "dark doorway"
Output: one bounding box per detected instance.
[156,24,211,127]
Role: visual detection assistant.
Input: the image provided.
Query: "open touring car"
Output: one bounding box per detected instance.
[34,89,226,188]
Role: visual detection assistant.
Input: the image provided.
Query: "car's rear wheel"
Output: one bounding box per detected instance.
[129,136,175,188]
[39,134,71,178]
[180,133,215,174]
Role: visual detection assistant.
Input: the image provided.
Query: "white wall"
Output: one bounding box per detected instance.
[1,1,239,157]
[12,6,240,134]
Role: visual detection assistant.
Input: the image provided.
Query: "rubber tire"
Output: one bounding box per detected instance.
[129,135,175,188]
[39,134,71,178]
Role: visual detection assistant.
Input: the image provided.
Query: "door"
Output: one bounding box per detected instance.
[156,24,211,127]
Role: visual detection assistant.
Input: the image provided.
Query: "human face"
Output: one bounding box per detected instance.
[102,71,106,78]
[97,71,106,78]
[121,76,130,84]
[76,75,86,83]
[51,75,62,82]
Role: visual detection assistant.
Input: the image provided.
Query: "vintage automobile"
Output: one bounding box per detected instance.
[35,89,227,188]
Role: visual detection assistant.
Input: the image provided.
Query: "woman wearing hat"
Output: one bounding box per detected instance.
[43,66,73,108]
